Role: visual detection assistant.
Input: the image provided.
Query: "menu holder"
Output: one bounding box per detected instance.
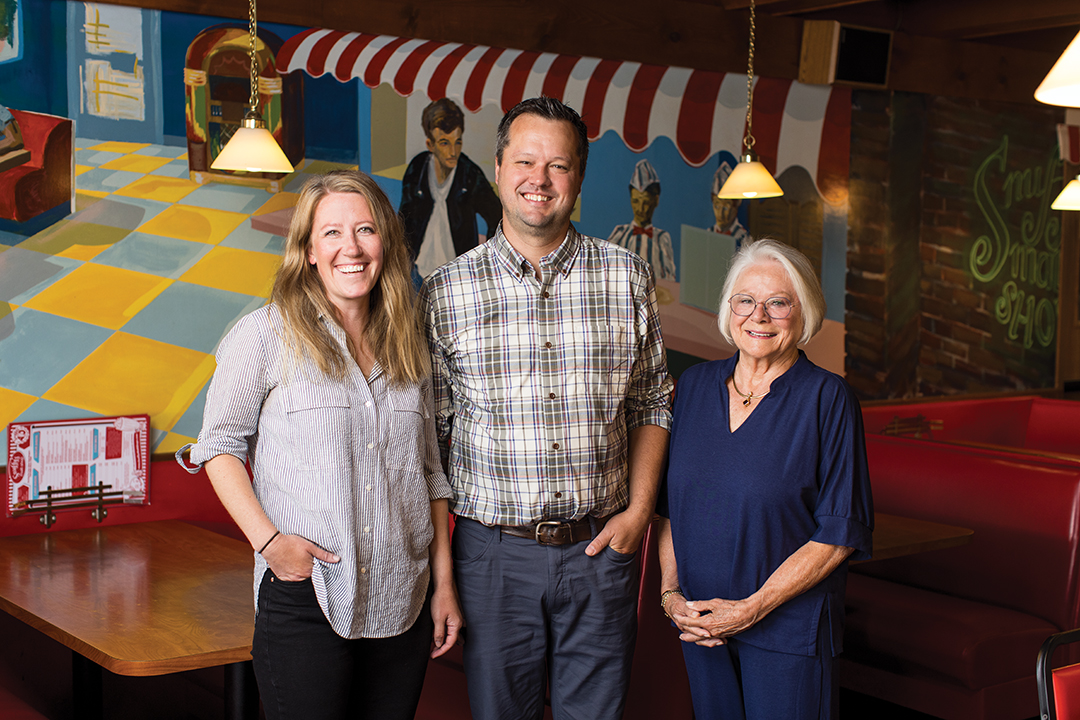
[6,415,150,526]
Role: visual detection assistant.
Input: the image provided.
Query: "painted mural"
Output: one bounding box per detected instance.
[0,0,856,461]
[0,0,20,64]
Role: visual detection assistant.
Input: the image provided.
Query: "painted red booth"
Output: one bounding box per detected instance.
[843,396,1080,720]
[0,109,73,224]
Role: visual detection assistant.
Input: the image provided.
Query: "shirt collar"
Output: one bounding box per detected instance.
[317,313,383,380]
[491,224,581,281]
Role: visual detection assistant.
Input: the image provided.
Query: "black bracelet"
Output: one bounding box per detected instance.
[259,531,280,554]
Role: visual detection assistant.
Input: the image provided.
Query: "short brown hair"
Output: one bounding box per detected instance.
[421,98,465,141]
[496,97,590,176]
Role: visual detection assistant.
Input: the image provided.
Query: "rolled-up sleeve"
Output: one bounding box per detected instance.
[187,314,269,468]
[418,281,455,471]
[625,272,674,432]
[810,381,874,561]
[420,374,452,501]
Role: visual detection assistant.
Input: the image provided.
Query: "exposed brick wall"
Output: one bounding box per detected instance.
[845,91,889,398]
[918,95,1060,394]
[845,90,1062,399]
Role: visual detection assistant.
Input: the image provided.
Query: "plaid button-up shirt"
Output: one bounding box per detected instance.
[419,226,673,527]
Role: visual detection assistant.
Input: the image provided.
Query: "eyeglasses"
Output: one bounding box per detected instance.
[728,294,796,319]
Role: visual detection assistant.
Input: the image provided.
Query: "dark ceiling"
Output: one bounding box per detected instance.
[110,0,1080,105]
[721,0,1080,52]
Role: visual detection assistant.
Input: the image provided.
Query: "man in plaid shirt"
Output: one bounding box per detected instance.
[420,97,673,720]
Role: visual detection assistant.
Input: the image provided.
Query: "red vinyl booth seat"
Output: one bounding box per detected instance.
[861,395,1080,457]
[841,434,1080,720]
[0,109,73,223]
[1053,664,1080,719]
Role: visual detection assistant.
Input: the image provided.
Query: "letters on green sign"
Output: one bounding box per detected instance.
[970,136,1061,349]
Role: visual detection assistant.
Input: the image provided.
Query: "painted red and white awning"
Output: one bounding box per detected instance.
[1059,124,1080,164]
[277,28,851,201]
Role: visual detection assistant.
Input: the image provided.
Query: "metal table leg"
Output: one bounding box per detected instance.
[224,660,258,720]
[71,653,103,720]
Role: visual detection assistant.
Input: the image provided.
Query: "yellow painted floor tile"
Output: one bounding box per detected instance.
[17,219,129,256]
[43,333,216,432]
[112,175,200,203]
[304,160,359,174]
[56,244,111,261]
[180,246,280,297]
[98,154,175,174]
[374,162,408,182]
[0,387,37,433]
[155,431,196,457]
[253,191,300,216]
[76,164,95,176]
[78,189,110,199]
[23,264,172,330]
[88,141,151,154]
[138,204,248,245]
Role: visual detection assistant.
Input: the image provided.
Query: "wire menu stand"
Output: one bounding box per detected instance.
[6,415,150,527]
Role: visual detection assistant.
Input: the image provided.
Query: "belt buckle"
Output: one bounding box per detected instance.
[535,520,564,545]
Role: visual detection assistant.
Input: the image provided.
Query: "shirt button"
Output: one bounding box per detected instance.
[555,492,562,498]
[543,291,550,299]
[366,485,372,491]
[545,342,552,349]
[553,443,560,450]
[360,567,367,574]
[364,526,370,533]
[367,443,374,449]
[365,401,372,407]
[549,392,556,399]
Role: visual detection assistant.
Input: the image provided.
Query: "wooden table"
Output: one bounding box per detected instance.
[0,520,257,719]
[864,512,974,563]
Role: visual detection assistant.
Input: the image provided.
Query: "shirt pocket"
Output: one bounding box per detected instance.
[281,383,352,472]
[598,324,634,394]
[568,324,634,403]
[384,385,426,474]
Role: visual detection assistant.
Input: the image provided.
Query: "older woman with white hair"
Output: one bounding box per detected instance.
[656,238,874,720]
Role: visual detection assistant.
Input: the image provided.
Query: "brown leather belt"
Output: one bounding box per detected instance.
[500,516,608,546]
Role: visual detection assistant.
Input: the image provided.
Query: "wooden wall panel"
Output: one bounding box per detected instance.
[99,0,1058,104]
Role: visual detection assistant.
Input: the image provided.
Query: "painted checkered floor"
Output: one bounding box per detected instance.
[0,139,356,459]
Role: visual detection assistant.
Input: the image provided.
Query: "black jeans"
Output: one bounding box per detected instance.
[251,571,433,720]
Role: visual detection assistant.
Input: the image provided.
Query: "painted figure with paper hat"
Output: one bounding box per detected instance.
[711,160,751,244]
[607,158,677,280]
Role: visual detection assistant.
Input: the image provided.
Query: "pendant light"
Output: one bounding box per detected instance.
[718,0,783,200]
[1035,30,1080,108]
[1052,175,1080,211]
[1036,31,1080,210]
[210,0,293,174]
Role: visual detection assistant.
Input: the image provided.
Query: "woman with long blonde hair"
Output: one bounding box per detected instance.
[179,170,461,720]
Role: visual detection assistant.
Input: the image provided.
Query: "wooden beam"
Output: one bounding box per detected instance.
[888,31,1056,103]
[98,0,802,78]
[723,0,874,10]
[893,0,1080,40]
[98,0,1058,104]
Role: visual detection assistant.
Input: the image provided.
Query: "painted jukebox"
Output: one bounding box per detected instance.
[184,25,303,190]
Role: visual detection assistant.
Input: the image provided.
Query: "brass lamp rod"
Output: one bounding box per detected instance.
[743,0,757,155]
[244,0,261,124]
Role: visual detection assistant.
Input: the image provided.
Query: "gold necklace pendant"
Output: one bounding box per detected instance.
[731,376,767,406]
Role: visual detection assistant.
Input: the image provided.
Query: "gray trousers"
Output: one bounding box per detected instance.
[452,517,640,720]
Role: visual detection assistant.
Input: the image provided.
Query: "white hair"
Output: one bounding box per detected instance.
[716,238,826,346]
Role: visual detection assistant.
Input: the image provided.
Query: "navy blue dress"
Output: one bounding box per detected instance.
[658,351,873,716]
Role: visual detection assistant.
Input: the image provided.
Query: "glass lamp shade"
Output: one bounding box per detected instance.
[1052,176,1080,211]
[1035,30,1080,107]
[717,153,783,199]
[210,116,293,173]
